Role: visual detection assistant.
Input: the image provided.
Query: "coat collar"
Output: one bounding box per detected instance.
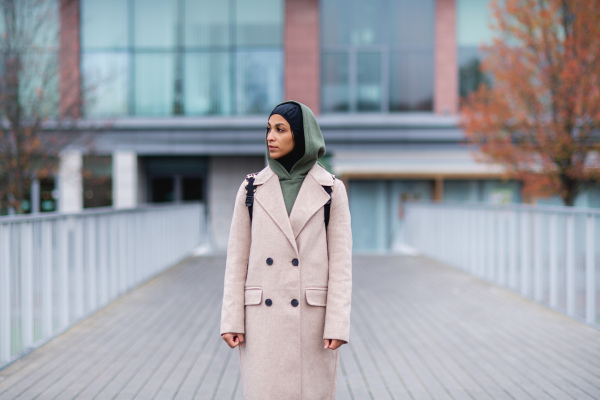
[289,164,334,238]
[252,163,335,251]
[253,166,298,254]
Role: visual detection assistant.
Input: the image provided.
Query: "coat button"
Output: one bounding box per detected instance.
[265,299,272,306]
[291,258,299,266]
[291,299,299,307]
[266,258,273,266]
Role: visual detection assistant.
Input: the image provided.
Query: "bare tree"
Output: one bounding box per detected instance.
[0,0,84,214]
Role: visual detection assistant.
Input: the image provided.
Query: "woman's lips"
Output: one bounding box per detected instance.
[268,146,277,151]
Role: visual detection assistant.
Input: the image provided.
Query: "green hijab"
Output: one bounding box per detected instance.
[267,101,326,215]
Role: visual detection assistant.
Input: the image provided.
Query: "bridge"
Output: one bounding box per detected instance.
[0,204,599,399]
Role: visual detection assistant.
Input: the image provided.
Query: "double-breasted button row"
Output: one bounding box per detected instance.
[265,257,299,267]
[264,298,299,307]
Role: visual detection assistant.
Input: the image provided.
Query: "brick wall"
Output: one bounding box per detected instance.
[434,0,458,115]
[284,0,320,114]
[59,0,81,118]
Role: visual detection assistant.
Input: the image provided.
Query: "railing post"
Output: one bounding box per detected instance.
[21,222,34,350]
[549,214,558,308]
[508,211,517,290]
[98,216,108,306]
[59,217,71,330]
[520,211,530,296]
[585,214,596,324]
[87,217,98,313]
[533,212,543,302]
[566,215,575,316]
[498,210,506,286]
[0,224,11,364]
[73,218,84,319]
[41,221,53,338]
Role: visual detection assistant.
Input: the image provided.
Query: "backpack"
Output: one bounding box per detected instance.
[244,172,334,229]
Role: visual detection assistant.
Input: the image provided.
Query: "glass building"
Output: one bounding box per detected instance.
[4,0,599,250]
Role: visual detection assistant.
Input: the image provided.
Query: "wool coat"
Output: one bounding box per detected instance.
[220,163,353,400]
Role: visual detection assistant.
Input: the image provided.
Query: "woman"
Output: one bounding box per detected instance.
[220,100,352,399]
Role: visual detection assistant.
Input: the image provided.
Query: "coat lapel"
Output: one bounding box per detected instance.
[289,164,335,239]
[254,167,299,255]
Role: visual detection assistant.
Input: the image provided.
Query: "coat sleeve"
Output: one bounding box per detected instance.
[220,181,251,335]
[324,180,353,342]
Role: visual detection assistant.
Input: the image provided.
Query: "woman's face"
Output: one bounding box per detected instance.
[267,114,295,159]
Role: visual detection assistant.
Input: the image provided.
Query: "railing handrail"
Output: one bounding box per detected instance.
[0,201,204,223]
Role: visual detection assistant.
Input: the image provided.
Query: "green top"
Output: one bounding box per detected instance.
[267,101,326,215]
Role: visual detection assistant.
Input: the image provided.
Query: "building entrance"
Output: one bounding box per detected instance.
[143,156,208,203]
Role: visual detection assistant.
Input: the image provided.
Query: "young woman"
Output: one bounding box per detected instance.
[220,101,352,399]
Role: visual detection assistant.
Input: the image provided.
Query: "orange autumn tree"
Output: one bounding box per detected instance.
[461,0,600,206]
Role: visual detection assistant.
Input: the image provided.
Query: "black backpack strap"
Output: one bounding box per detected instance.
[323,175,335,230]
[244,172,259,221]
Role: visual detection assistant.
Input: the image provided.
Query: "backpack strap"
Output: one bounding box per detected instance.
[323,175,335,230]
[244,172,259,221]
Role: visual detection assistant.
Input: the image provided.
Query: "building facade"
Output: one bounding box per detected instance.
[15,0,600,250]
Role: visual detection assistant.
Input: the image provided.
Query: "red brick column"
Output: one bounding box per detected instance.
[284,0,320,114]
[434,0,458,115]
[59,0,81,118]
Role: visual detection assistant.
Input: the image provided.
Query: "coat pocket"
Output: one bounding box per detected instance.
[244,287,262,305]
[305,287,328,307]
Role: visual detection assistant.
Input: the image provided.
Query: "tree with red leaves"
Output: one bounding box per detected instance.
[461,0,600,206]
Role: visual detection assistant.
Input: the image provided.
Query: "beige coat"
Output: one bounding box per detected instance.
[220,163,352,400]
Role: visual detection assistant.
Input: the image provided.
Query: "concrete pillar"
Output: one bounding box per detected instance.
[284,0,320,113]
[113,151,138,209]
[30,179,40,214]
[58,150,83,213]
[434,0,458,115]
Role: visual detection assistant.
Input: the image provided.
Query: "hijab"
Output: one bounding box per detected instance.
[267,101,326,215]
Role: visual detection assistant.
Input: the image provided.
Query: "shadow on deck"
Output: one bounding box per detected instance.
[1,255,599,400]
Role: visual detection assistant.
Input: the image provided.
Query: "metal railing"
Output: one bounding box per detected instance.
[0,203,206,368]
[404,203,599,329]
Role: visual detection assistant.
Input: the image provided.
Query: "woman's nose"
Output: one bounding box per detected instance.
[266,129,274,142]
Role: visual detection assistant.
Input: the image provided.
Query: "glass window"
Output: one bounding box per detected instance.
[134,53,175,115]
[235,0,283,47]
[83,155,112,208]
[133,0,177,48]
[457,0,494,47]
[457,0,494,100]
[321,0,385,47]
[184,52,231,115]
[357,52,381,112]
[235,51,282,114]
[19,52,59,118]
[82,52,130,117]
[390,51,433,111]
[184,0,230,48]
[80,0,283,116]
[390,0,435,47]
[322,53,349,112]
[81,0,128,49]
[321,0,434,113]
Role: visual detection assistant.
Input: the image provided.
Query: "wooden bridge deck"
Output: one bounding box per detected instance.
[1,255,599,400]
